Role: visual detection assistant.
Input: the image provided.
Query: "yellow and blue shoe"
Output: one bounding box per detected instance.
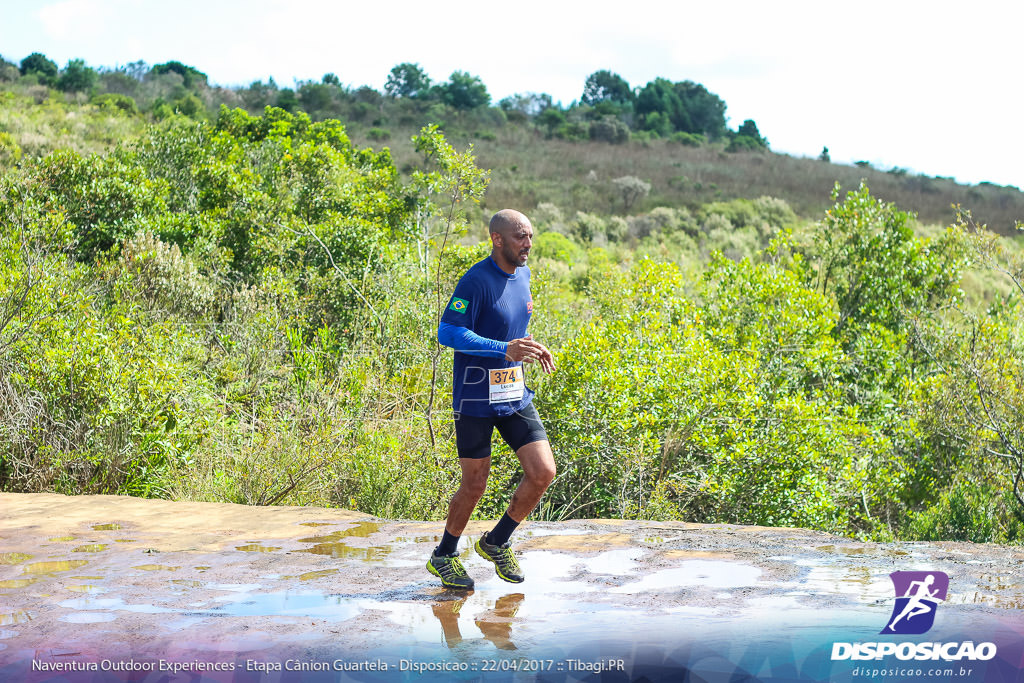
[475,536,525,583]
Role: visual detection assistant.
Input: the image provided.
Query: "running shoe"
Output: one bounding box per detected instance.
[427,551,475,589]
[475,536,525,583]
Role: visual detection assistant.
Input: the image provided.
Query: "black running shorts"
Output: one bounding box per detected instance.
[454,402,548,460]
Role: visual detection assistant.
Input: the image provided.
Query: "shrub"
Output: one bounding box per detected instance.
[90,93,139,115]
[589,116,630,144]
[367,127,391,141]
[670,131,705,147]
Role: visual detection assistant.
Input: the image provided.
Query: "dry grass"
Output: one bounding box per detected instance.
[353,124,1024,234]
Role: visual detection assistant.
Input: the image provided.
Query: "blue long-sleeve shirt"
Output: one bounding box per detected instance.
[437,256,534,417]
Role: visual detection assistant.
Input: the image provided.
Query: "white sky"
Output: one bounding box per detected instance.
[2,0,1023,188]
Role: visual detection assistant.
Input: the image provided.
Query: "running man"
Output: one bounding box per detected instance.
[427,209,556,590]
[888,574,942,631]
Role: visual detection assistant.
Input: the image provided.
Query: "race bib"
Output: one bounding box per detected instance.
[489,367,524,403]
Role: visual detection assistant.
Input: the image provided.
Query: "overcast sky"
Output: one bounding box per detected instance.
[3,0,1022,189]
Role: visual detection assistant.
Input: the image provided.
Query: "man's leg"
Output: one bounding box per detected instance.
[428,414,493,589]
[476,435,556,583]
[506,439,556,523]
[444,457,492,538]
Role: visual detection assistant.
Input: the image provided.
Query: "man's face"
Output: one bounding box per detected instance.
[499,222,533,267]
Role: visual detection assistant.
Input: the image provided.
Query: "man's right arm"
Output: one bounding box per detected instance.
[437,322,508,358]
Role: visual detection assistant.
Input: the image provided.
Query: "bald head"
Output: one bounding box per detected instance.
[488,209,534,273]
[489,209,532,238]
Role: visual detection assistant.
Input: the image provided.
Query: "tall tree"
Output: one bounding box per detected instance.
[581,70,632,106]
[19,52,58,84]
[384,63,431,99]
[437,71,490,109]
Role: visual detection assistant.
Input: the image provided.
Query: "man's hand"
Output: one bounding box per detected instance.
[505,335,556,374]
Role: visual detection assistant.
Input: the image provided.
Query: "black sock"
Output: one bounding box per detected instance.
[486,513,520,546]
[435,530,460,556]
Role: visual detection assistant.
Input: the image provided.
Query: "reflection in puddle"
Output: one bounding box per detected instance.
[115,540,137,543]
[72,544,107,553]
[60,612,117,624]
[133,565,180,572]
[299,522,334,527]
[67,585,108,594]
[816,545,908,557]
[0,578,38,589]
[48,536,75,542]
[194,566,211,571]
[92,523,122,531]
[171,580,205,588]
[0,553,32,565]
[393,536,441,544]
[286,570,339,581]
[611,561,761,593]
[208,591,362,620]
[59,597,178,614]
[235,544,282,553]
[298,521,383,543]
[22,560,89,575]
[789,561,889,602]
[300,544,392,561]
[431,593,524,651]
[0,611,34,626]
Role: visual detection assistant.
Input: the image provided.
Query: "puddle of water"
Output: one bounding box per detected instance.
[235,544,282,553]
[580,548,647,575]
[521,528,593,537]
[92,523,122,531]
[115,539,137,543]
[816,544,908,557]
[72,544,107,553]
[790,561,889,602]
[133,565,180,572]
[0,611,35,626]
[59,597,178,614]
[0,553,32,565]
[66,585,108,594]
[171,579,205,588]
[207,591,362,620]
[0,578,38,589]
[210,583,262,592]
[285,569,339,581]
[299,522,334,527]
[298,521,384,544]
[474,552,596,594]
[48,535,75,542]
[393,536,441,544]
[610,560,761,593]
[22,560,89,575]
[194,566,211,571]
[0,629,15,640]
[60,613,117,624]
[300,543,393,561]
[70,575,104,580]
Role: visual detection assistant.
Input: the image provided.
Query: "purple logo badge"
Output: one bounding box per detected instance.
[881,571,948,635]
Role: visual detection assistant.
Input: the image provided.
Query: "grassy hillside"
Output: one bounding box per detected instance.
[350,121,1024,233]
[2,83,1022,233]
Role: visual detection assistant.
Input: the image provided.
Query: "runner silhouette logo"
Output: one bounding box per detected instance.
[881,571,949,635]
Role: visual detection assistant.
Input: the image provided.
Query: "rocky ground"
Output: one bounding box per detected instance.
[1,492,1022,681]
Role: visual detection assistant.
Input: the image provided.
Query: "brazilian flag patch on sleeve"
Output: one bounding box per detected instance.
[449,297,469,314]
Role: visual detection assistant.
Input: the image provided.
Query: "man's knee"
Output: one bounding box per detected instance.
[459,471,490,499]
[530,462,556,488]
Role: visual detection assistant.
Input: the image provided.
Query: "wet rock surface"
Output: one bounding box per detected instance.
[1,492,1022,663]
